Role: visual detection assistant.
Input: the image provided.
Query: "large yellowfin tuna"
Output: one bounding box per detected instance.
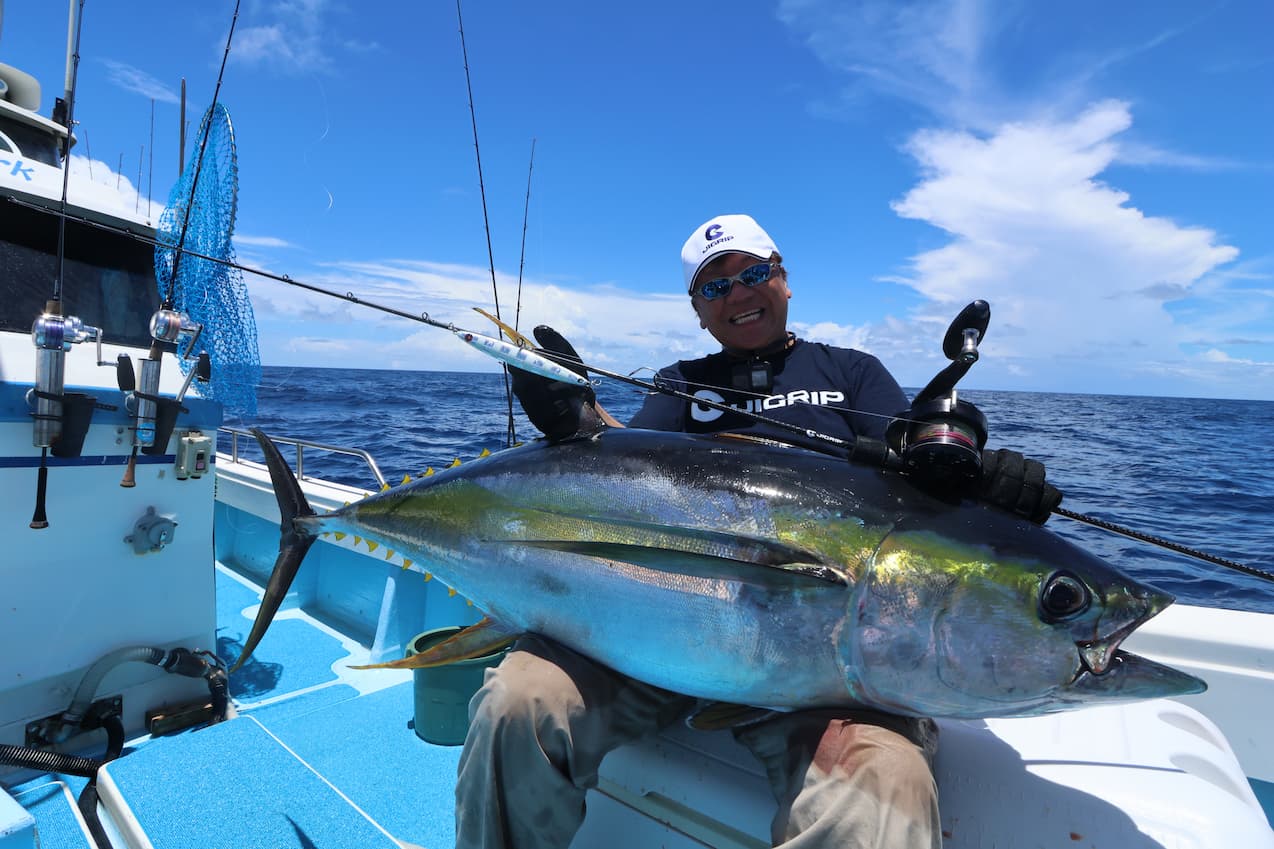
[234,427,1203,719]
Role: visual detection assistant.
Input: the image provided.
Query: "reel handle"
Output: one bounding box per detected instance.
[914,300,990,405]
[889,300,992,489]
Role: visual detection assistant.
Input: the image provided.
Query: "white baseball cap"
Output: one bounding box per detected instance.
[681,214,779,294]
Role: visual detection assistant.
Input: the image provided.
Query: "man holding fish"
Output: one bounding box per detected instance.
[463,214,1060,848]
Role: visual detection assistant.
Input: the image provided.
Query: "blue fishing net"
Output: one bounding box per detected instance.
[154,102,260,417]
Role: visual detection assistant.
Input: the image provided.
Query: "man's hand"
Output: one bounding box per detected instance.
[509,326,604,442]
[979,448,1062,523]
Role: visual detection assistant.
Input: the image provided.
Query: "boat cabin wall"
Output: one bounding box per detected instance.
[0,383,222,756]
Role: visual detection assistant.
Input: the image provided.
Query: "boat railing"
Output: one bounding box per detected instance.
[217,426,388,490]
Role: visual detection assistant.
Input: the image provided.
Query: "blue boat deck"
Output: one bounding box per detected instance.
[6,563,463,849]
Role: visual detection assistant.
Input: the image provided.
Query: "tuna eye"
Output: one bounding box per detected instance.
[1039,572,1090,620]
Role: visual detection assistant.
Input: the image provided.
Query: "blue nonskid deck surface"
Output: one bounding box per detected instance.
[264,681,462,849]
[99,716,403,849]
[211,560,460,848]
[10,781,93,849]
[8,562,459,848]
[215,565,346,704]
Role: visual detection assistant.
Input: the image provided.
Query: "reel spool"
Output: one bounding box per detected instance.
[887,300,992,491]
[887,396,987,487]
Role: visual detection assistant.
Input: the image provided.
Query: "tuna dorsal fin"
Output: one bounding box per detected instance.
[349,617,519,670]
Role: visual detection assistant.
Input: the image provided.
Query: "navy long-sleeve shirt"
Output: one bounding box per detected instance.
[628,338,907,452]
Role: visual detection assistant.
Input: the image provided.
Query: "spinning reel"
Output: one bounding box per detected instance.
[886,301,991,490]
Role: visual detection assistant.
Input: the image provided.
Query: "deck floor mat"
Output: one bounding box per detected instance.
[12,781,92,849]
[98,716,401,849]
[241,682,362,725]
[264,681,462,849]
[216,568,345,704]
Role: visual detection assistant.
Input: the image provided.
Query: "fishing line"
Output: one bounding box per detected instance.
[16,199,1265,581]
[455,0,516,448]
[300,72,335,212]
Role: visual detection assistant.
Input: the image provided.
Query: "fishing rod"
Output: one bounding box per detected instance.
[159,0,239,308]
[514,138,535,336]
[120,0,240,490]
[1052,508,1270,580]
[28,0,91,530]
[455,0,516,448]
[12,199,1267,583]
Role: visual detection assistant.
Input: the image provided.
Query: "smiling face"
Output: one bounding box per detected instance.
[691,251,792,353]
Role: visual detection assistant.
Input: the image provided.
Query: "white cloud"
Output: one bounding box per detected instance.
[777,0,1022,129]
[66,154,163,221]
[1200,349,1274,368]
[233,0,362,75]
[235,25,324,73]
[101,60,181,104]
[234,234,296,249]
[872,101,1242,390]
[246,256,708,375]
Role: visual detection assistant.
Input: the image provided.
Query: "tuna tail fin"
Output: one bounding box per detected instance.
[230,428,319,673]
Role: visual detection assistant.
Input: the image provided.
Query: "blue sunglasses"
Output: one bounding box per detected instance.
[693,262,779,301]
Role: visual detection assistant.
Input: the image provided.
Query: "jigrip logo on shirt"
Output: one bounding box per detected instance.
[690,388,846,422]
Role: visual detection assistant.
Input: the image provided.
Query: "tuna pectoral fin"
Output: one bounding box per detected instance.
[229,429,319,673]
[350,617,520,670]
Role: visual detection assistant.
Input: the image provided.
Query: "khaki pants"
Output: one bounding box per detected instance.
[456,635,940,849]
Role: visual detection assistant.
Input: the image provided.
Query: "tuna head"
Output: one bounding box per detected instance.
[844,509,1207,719]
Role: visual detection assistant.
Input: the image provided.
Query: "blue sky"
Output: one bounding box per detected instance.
[3,1,1272,399]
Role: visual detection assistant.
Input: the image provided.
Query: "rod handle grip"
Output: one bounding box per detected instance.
[30,462,49,529]
[120,449,137,488]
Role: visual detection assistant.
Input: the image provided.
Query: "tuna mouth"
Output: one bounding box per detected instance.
[1075,609,1153,676]
[730,309,763,325]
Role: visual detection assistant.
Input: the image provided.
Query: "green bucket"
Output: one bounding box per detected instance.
[408,625,509,746]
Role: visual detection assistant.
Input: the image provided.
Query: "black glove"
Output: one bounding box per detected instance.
[509,326,603,442]
[979,448,1062,524]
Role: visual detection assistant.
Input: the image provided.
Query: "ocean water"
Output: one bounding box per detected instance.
[222,366,1274,615]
